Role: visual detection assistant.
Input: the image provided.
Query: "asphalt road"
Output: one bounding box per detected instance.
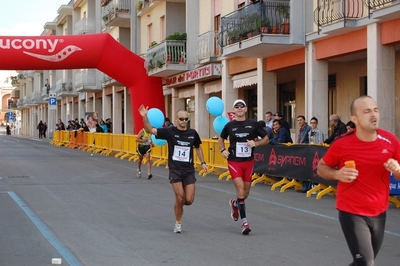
[1,131,400,266]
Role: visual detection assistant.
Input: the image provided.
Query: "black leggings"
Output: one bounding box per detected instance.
[338,210,386,266]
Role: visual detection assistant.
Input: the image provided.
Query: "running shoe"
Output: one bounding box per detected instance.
[137,169,141,178]
[147,174,153,179]
[173,223,182,233]
[229,199,239,221]
[241,222,251,235]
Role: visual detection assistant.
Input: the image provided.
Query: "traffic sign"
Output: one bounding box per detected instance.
[49,97,57,110]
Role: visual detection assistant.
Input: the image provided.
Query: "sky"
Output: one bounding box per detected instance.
[0,0,67,84]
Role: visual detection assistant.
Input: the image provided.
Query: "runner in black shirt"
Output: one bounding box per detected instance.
[218,99,269,234]
[139,105,208,233]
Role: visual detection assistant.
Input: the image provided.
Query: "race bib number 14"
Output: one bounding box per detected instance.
[173,146,191,162]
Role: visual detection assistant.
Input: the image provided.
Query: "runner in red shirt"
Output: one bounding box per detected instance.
[317,96,400,265]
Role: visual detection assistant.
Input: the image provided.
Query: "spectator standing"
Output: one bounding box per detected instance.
[297,115,312,193]
[164,117,174,127]
[297,115,311,144]
[269,120,292,144]
[317,95,400,265]
[80,122,90,132]
[44,79,50,95]
[258,120,274,140]
[296,115,312,193]
[136,128,153,179]
[42,122,48,138]
[95,123,104,133]
[37,120,44,138]
[308,117,324,144]
[218,99,269,235]
[273,112,291,133]
[346,120,356,132]
[6,124,11,135]
[58,119,65,130]
[100,120,108,133]
[264,111,273,129]
[105,118,112,133]
[324,114,347,144]
[138,105,208,234]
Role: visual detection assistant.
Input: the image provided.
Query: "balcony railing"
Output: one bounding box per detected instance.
[102,0,131,26]
[23,95,36,107]
[8,102,17,109]
[220,1,290,48]
[54,79,78,97]
[75,69,99,92]
[197,31,220,62]
[32,92,47,104]
[363,0,398,16]
[16,99,24,107]
[146,40,187,73]
[75,18,96,35]
[11,89,20,98]
[314,0,365,32]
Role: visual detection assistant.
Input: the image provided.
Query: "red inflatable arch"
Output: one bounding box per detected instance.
[0,33,164,133]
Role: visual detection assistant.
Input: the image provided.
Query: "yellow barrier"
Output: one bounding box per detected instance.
[48,132,400,207]
[50,130,60,145]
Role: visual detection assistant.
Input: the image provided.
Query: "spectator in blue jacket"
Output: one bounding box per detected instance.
[269,119,292,144]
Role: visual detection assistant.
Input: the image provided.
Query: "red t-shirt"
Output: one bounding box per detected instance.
[322,129,400,216]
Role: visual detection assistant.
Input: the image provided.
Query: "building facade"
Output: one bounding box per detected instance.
[10,0,400,139]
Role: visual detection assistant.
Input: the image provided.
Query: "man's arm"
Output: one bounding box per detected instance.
[138,104,158,135]
[384,159,400,181]
[218,136,225,151]
[255,135,269,146]
[317,159,358,183]
[194,146,208,173]
[136,129,145,143]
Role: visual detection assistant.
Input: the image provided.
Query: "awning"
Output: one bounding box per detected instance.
[204,80,221,94]
[232,70,257,89]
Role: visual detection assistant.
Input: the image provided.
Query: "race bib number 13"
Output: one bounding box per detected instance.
[173,146,191,162]
[236,142,251,157]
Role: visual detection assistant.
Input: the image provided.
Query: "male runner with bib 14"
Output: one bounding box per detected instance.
[138,105,208,233]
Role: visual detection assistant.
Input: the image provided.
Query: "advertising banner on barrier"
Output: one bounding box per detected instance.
[253,144,337,186]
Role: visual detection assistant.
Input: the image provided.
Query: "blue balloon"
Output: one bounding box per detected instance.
[213,116,229,134]
[147,108,165,128]
[151,134,167,146]
[206,97,224,116]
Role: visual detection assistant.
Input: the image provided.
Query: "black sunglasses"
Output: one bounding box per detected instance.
[234,105,245,109]
[178,117,189,121]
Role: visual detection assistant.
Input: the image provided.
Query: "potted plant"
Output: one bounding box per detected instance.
[165,32,186,41]
[147,52,156,72]
[61,83,67,91]
[276,3,290,34]
[227,29,239,44]
[136,0,143,11]
[149,41,158,48]
[156,60,164,68]
[271,22,280,34]
[261,18,270,33]
[179,52,186,64]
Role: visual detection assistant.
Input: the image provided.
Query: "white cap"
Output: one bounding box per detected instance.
[232,99,246,108]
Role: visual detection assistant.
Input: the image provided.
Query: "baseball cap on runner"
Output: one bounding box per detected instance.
[232,99,246,108]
